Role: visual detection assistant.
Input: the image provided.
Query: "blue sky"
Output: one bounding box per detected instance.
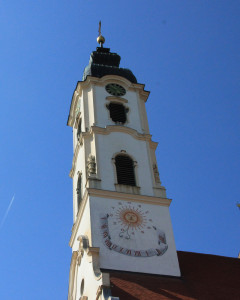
[0,1,239,299]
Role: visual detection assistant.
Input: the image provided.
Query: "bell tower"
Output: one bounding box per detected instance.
[67,28,180,300]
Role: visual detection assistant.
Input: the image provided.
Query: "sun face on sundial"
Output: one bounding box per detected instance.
[115,205,147,238]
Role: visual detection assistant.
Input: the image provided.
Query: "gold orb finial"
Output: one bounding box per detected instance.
[97,21,105,47]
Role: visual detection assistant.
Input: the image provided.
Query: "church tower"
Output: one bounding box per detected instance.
[67,29,180,300]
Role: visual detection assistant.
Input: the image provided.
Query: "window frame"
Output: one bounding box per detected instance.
[112,152,140,194]
[106,101,129,125]
[76,172,82,211]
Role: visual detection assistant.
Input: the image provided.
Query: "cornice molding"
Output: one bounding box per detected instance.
[106,96,128,103]
[67,88,80,127]
[69,188,172,247]
[92,125,152,140]
[91,125,158,150]
[88,188,172,206]
[69,125,158,178]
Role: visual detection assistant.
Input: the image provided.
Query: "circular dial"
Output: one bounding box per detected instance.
[105,83,126,96]
[100,201,168,257]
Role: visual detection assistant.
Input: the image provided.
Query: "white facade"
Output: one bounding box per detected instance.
[67,74,180,300]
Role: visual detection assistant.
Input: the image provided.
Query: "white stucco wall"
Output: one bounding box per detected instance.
[71,197,109,300]
[74,254,101,300]
[93,85,143,133]
[72,199,91,251]
[96,132,154,196]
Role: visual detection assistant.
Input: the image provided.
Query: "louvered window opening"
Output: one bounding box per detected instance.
[115,155,136,186]
[77,119,82,139]
[77,175,82,210]
[108,103,127,124]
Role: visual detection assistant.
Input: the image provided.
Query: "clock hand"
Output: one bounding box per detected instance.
[119,225,130,239]
[125,225,130,239]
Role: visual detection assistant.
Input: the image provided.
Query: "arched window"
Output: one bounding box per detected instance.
[77,119,82,140]
[115,155,136,186]
[80,278,84,297]
[107,102,128,124]
[76,174,82,210]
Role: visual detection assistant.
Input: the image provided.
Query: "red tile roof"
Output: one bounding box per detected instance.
[109,251,240,299]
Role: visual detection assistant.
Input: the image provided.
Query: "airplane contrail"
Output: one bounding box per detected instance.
[0,194,15,230]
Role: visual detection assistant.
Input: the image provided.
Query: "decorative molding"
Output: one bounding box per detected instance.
[138,94,150,134]
[77,235,102,280]
[69,126,158,178]
[76,235,88,266]
[74,111,81,129]
[78,235,89,250]
[96,286,102,300]
[67,89,80,127]
[149,140,158,150]
[153,186,167,198]
[96,284,115,300]
[87,247,102,279]
[106,96,128,103]
[86,177,101,189]
[114,184,140,195]
[69,141,81,178]
[91,125,155,144]
[67,251,78,300]
[88,188,171,206]
[153,164,161,184]
[87,155,96,177]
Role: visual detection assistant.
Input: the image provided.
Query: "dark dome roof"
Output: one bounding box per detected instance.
[82,47,137,83]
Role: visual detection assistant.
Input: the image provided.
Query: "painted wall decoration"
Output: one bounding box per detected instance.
[87,154,96,177]
[100,201,168,257]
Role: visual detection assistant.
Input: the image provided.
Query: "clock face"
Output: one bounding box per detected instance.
[105,83,126,97]
[100,201,168,257]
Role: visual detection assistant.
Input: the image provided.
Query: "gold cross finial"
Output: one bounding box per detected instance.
[98,21,101,36]
[97,20,105,47]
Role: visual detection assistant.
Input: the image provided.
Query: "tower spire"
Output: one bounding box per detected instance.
[97,20,105,47]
